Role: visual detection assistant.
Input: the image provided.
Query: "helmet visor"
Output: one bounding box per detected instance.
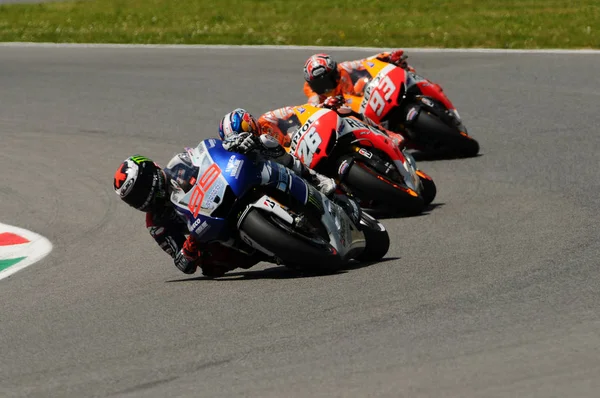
[309,73,338,95]
[135,169,166,212]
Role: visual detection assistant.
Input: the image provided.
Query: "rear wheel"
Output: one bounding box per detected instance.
[238,208,344,273]
[343,161,425,216]
[410,111,479,157]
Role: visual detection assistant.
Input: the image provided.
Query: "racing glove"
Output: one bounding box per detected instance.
[320,95,354,116]
[222,132,257,154]
[174,237,200,274]
[378,50,409,70]
[390,50,408,68]
[321,95,344,110]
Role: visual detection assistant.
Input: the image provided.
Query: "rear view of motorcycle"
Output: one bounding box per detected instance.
[344,58,480,158]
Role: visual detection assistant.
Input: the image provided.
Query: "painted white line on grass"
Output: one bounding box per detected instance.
[0,222,53,281]
[1,42,599,54]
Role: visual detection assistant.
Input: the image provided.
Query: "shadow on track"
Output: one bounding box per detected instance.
[411,150,484,162]
[365,203,445,220]
[166,257,400,282]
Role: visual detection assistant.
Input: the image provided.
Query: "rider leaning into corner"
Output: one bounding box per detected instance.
[257,50,413,152]
[302,50,414,106]
[257,95,403,150]
[112,109,358,278]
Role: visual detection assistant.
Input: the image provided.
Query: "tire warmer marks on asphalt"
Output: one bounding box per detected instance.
[0,223,53,281]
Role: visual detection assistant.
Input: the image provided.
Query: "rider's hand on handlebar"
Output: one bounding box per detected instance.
[389,50,408,69]
[321,95,345,111]
[222,132,257,154]
[237,133,257,153]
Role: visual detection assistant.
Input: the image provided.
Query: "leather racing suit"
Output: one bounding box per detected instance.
[303,51,415,106]
[146,136,338,278]
[257,101,405,151]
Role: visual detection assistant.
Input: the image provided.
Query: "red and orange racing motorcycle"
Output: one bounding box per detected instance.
[284,104,436,216]
[343,58,479,158]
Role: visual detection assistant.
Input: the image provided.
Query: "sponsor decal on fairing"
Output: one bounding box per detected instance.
[225,155,244,178]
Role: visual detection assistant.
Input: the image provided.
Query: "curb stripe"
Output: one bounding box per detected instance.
[0,223,52,281]
[0,257,25,272]
[0,232,30,246]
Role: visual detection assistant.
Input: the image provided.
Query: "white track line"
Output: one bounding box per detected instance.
[0,223,53,281]
[1,42,599,54]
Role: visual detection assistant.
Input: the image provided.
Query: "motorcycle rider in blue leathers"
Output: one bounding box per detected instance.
[113,108,358,278]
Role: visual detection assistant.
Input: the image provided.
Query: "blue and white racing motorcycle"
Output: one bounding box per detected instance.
[167,138,390,272]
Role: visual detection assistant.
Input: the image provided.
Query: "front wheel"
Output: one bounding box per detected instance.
[416,170,437,206]
[409,111,480,158]
[343,161,425,216]
[355,212,390,262]
[238,208,344,273]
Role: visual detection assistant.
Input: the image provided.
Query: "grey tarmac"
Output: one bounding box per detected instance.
[1,46,599,398]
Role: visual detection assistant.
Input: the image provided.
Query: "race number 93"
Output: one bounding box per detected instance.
[368,75,397,117]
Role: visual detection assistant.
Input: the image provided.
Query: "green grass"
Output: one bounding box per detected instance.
[0,0,598,48]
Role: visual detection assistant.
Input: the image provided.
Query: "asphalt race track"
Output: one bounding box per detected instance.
[1,46,599,398]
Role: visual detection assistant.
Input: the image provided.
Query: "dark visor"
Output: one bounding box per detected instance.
[309,75,337,95]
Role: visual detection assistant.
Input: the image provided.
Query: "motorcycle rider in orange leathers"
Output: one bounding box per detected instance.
[302,50,414,106]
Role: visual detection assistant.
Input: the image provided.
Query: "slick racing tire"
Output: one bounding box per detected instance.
[416,171,437,206]
[238,208,344,273]
[411,111,480,158]
[355,212,390,262]
[344,161,425,216]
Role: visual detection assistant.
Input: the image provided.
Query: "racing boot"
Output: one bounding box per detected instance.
[278,147,336,198]
[306,169,336,198]
[298,165,336,198]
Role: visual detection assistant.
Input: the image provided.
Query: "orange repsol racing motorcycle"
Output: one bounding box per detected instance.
[343,58,479,158]
[283,104,436,216]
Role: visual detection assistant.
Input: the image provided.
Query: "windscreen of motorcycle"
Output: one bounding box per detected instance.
[170,140,228,217]
[167,140,233,241]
